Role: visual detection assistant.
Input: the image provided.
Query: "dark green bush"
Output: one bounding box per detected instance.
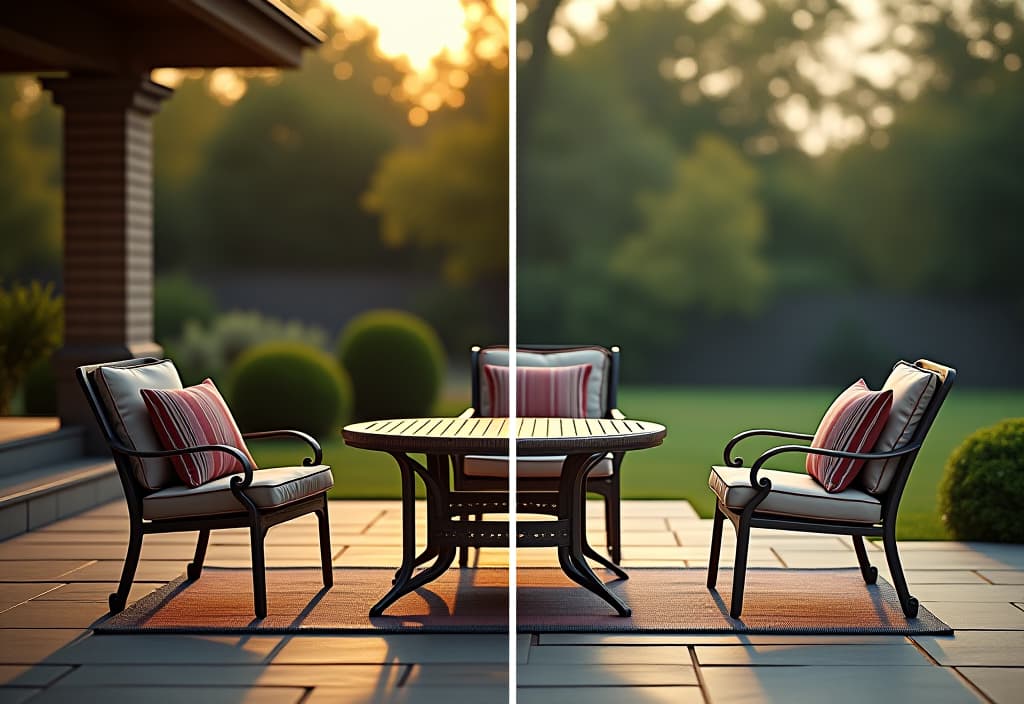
[0,281,62,415]
[939,418,1024,542]
[337,310,445,420]
[227,341,352,437]
[154,274,217,343]
[22,357,56,416]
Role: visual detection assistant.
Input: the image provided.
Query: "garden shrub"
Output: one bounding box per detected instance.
[939,418,1024,542]
[0,281,62,414]
[227,341,352,437]
[154,273,217,343]
[337,310,445,420]
[22,357,56,416]
[169,310,328,385]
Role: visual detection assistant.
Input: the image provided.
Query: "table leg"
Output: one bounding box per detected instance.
[559,453,632,616]
[372,453,453,617]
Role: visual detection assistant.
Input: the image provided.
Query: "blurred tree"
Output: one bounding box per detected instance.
[0,78,60,279]
[614,135,769,314]
[180,49,415,273]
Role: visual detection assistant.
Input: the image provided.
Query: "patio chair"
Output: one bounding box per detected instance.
[453,344,626,570]
[77,357,334,618]
[706,359,955,619]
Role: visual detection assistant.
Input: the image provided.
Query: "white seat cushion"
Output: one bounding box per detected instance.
[709,466,881,524]
[463,454,614,479]
[143,465,334,520]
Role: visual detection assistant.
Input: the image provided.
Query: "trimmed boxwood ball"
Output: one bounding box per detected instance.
[338,310,445,420]
[227,341,352,437]
[939,418,1024,542]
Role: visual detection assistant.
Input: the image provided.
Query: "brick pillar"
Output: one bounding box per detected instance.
[42,76,173,452]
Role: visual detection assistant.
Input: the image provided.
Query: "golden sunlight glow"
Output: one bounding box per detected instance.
[326,0,469,73]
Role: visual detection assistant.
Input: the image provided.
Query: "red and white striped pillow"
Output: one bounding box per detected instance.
[807,379,893,493]
[141,379,256,488]
[483,363,592,418]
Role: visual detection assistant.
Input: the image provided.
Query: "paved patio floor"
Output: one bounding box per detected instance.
[1,499,1022,703]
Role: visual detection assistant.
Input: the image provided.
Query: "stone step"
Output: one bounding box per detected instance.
[0,457,121,540]
[0,425,85,478]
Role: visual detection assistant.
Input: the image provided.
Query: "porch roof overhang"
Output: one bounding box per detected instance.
[0,0,323,74]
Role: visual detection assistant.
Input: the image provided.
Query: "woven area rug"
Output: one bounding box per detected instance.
[95,567,951,635]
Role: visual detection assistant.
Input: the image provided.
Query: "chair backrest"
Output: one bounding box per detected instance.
[471,345,620,418]
[76,358,184,499]
[878,358,956,519]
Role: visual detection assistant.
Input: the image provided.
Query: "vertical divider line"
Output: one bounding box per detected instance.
[507,1,518,700]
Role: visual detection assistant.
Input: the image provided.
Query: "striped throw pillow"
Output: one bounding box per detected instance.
[806,380,893,493]
[141,379,256,488]
[483,364,592,418]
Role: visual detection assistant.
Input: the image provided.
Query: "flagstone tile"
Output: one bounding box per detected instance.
[405,663,507,687]
[60,560,185,582]
[0,601,111,629]
[518,663,697,686]
[0,561,92,582]
[0,688,38,704]
[272,634,509,664]
[695,643,930,666]
[48,634,281,665]
[305,685,505,704]
[35,518,128,533]
[0,629,87,663]
[913,583,1024,602]
[918,602,1024,630]
[24,686,306,704]
[957,667,1024,704]
[0,664,70,687]
[30,582,157,603]
[538,633,909,646]
[54,663,405,688]
[518,686,703,704]
[915,632,1024,666]
[901,570,990,584]
[0,584,62,611]
[978,571,1024,584]
[702,665,980,704]
[526,644,690,665]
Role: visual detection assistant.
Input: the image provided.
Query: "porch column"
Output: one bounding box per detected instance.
[42,75,173,451]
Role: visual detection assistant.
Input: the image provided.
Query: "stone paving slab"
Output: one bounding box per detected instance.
[525,644,690,665]
[0,584,62,611]
[979,570,1024,584]
[0,665,70,687]
[0,630,86,664]
[304,684,507,704]
[957,667,1024,704]
[272,634,510,665]
[701,665,981,704]
[0,601,110,629]
[518,663,697,686]
[518,686,704,704]
[43,634,281,665]
[54,663,405,688]
[25,686,307,704]
[694,643,932,666]
[915,631,1024,666]
[538,633,910,646]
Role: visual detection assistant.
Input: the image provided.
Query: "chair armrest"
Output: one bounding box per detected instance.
[745,442,923,490]
[242,430,323,466]
[723,429,814,467]
[109,441,255,489]
[458,407,476,419]
[609,408,626,421]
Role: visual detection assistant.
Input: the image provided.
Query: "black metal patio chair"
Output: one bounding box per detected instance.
[452,344,628,571]
[706,359,956,618]
[77,357,334,618]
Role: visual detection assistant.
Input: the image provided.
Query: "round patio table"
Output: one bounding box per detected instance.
[342,416,667,617]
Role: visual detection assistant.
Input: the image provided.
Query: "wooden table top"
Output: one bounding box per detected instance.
[342,416,667,456]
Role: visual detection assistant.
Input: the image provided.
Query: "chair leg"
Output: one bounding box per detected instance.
[604,477,622,565]
[882,528,919,618]
[729,518,752,619]
[249,520,268,619]
[852,535,878,585]
[109,527,143,613]
[187,529,210,581]
[707,504,725,589]
[317,496,334,588]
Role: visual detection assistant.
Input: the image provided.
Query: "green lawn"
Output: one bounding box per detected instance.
[248,387,1023,540]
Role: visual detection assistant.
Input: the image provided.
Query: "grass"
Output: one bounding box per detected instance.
[248,386,1024,540]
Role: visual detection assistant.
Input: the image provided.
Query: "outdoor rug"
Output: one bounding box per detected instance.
[95,567,952,635]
